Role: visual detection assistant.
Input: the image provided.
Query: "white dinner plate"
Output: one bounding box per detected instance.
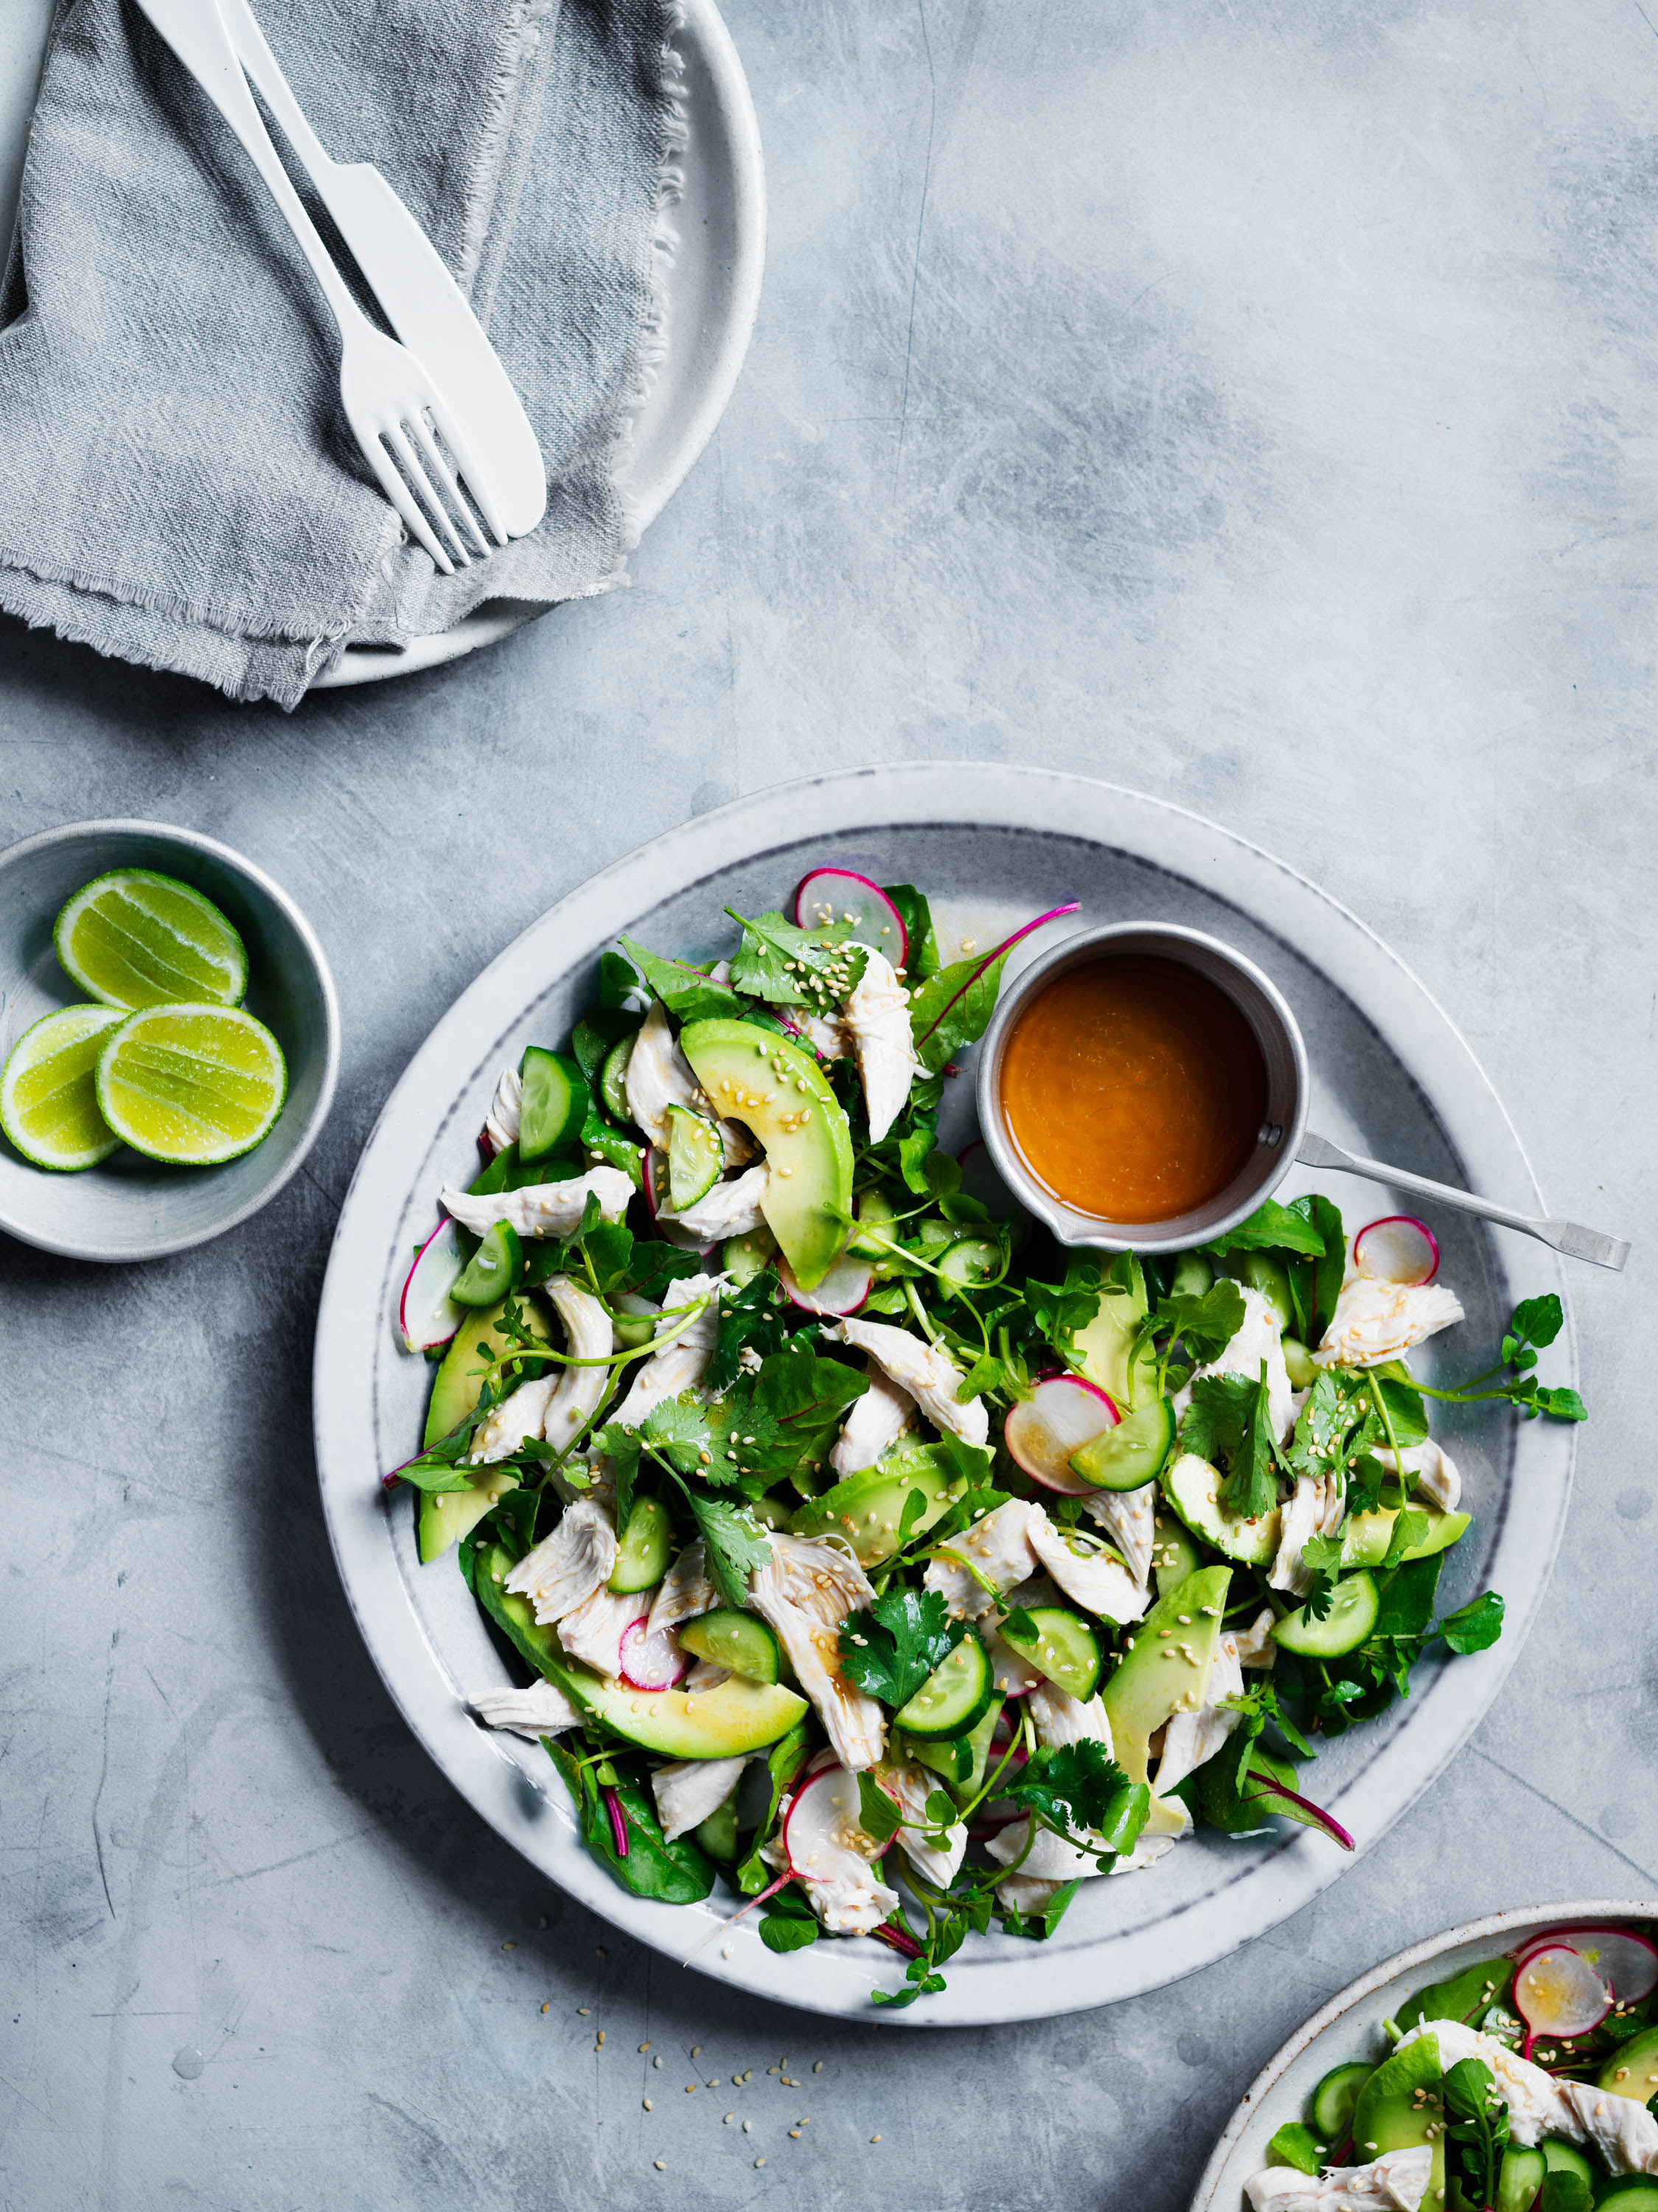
[1190,1899,1658,2212]
[311,765,1577,2025]
[0,0,764,691]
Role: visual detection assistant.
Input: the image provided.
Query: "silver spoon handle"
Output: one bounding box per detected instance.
[1295,1130,1630,1273]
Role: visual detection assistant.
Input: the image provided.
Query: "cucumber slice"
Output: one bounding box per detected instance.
[893,1630,995,1739]
[608,1496,675,1594]
[666,1104,722,1211]
[518,1047,586,1161]
[1229,1251,1294,1330]
[1160,1450,1281,1565]
[1310,2059,1373,2143]
[1273,1571,1380,1659]
[1496,2147,1545,2212]
[1069,1395,1177,1492]
[678,1607,782,1685]
[1595,2182,1658,2212]
[1267,2124,1324,2177]
[997,1604,1102,1700]
[906,1694,1004,1801]
[938,1235,1001,1291]
[601,1032,637,1124]
[1152,1513,1202,1597]
[723,1225,778,1287]
[1541,2143,1596,2188]
[1169,1251,1213,1296]
[450,1220,523,1307]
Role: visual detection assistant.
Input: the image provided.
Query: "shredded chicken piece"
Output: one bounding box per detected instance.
[484,1065,522,1152]
[1081,1481,1156,1590]
[1245,2148,1435,2212]
[748,1534,886,1770]
[1154,1624,1244,1795]
[923,1498,1044,1621]
[470,1680,584,1739]
[987,1816,1101,1883]
[1232,1606,1278,1669]
[442,1167,633,1239]
[503,1498,618,1625]
[762,1764,901,1935]
[556,1585,645,1678]
[610,1273,722,1429]
[830,1360,916,1475]
[645,1542,719,1638]
[823,1317,989,1447]
[652,1755,748,1843]
[467,1275,615,1465]
[1028,1680,1113,1752]
[1315,1278,1464,1369]
[877,1759,967,1886]
[468,1373,559,1466]
[793,1008,849,1060]
[1396,2022,1658,2170]
[1375,1439,1462,1512]
[1027,1517,1151,1625]
[683,1658,730,1691]
[1270,1472,1345,1596]
[658,1164,770,1241]
[842,945,920,1142]
[1174,1284,1297,1444]
[625,999,750,1163]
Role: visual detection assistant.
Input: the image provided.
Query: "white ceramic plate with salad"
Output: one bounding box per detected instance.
[311,763,1579,2024]
[1192,1902,1658,2212]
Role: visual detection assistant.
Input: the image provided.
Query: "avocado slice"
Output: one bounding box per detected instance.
[1159,1452,1281,1566]
[1070,1256,1157,1411]
[790,1443,960,1565]
[1103,1565,1232,1784]
[471,1540,808,1756]
[1350,2033,1445,2194]
[1600,2025,1658,2098]
[417,1294,555,1562]
[679,1018,854,1288]
[1341,1504,1471,1569]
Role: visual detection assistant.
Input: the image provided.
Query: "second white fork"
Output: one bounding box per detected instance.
[133,0,492,575]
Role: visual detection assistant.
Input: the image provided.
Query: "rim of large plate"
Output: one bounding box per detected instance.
[311,764,1576,2024]
[1188,1898,1658,2212]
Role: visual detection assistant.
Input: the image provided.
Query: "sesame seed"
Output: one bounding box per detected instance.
[790,2129,801,2138]
[644,2098,653,2110]
[577,2007,591,2016]
[653,2055,663,2068]
[743,2120,753,2133]
[540,2002,550,2014]
[725,2112,734,2124]
[596,2031,605,2047]
[871,2134,882,2143]
[640,2042,651,2052]
[691,2045,701,2058]
[812,2062,824,2073]
[503,1941,516,1950]
[755,2157,767,2168]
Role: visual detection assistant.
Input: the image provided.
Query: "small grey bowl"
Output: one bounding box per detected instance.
[0,820,340,1262]
[974,919,1309,1254]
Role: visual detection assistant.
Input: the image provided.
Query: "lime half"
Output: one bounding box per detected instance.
[55,869,248,1009]
[0,1005,127,1170]
[95,1004,287,1165]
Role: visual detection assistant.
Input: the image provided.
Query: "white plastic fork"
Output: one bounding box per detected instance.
[132,0,492,574]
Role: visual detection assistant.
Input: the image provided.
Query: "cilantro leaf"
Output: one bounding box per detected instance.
[1202,1200,1327,1258]
[706,1347,868,1487]
[593,1395,714,1529]
[706,1269,790,1391]
[1153,1279,1246,1363]
[684,1492,773,1607]
[391,1455,483,1494]
[1010,1742,1149,1860]
[1180,1366,1281,1519]
[1296,1531,1346,1621]
[838,1587,964,1709]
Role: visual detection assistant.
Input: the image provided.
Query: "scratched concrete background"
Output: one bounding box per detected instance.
[2,0,1657,2205]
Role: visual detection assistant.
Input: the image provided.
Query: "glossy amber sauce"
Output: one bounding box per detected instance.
[1000,955,1268,1221]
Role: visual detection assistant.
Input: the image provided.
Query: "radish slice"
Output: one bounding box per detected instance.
[1514,1947,1612,2038]
[910,903,1082,1062]
[793,869,908,969]
[779,1250,873,1317]
[1514,1927,1658,2004]
[399,1219,467,1352]
[1352,1215,1441,1287]
[618,1618,689,1691]
[782,1764,891,1871]
[1004,1372,1121,1494]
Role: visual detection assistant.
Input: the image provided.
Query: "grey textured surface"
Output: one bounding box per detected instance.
[0,0,1651,2205]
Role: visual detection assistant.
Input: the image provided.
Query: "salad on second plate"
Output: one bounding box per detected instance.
[389,869,1583,2007]
[1247,1919,1658,2212]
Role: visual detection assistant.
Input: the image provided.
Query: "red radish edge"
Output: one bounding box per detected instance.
[779,1250,873,1318]
[1513,1947,1613,2038]
[912,903,1082,1054]
[1513,1925,1658,2003]
[871,1921,924,1961]
[1004,1371,1121,1494]
[1244,1770,1355,1851]
[619,1619,690,1691]
[398,1218,466,1354]
[1353,1214,1441,1287]
[792,868,909,969]
[603,1786,630,1857]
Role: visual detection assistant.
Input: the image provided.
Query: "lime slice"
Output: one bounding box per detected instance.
[94,1004,287,1165]
[0,1005,127,1170]
[55,869,248,1009]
